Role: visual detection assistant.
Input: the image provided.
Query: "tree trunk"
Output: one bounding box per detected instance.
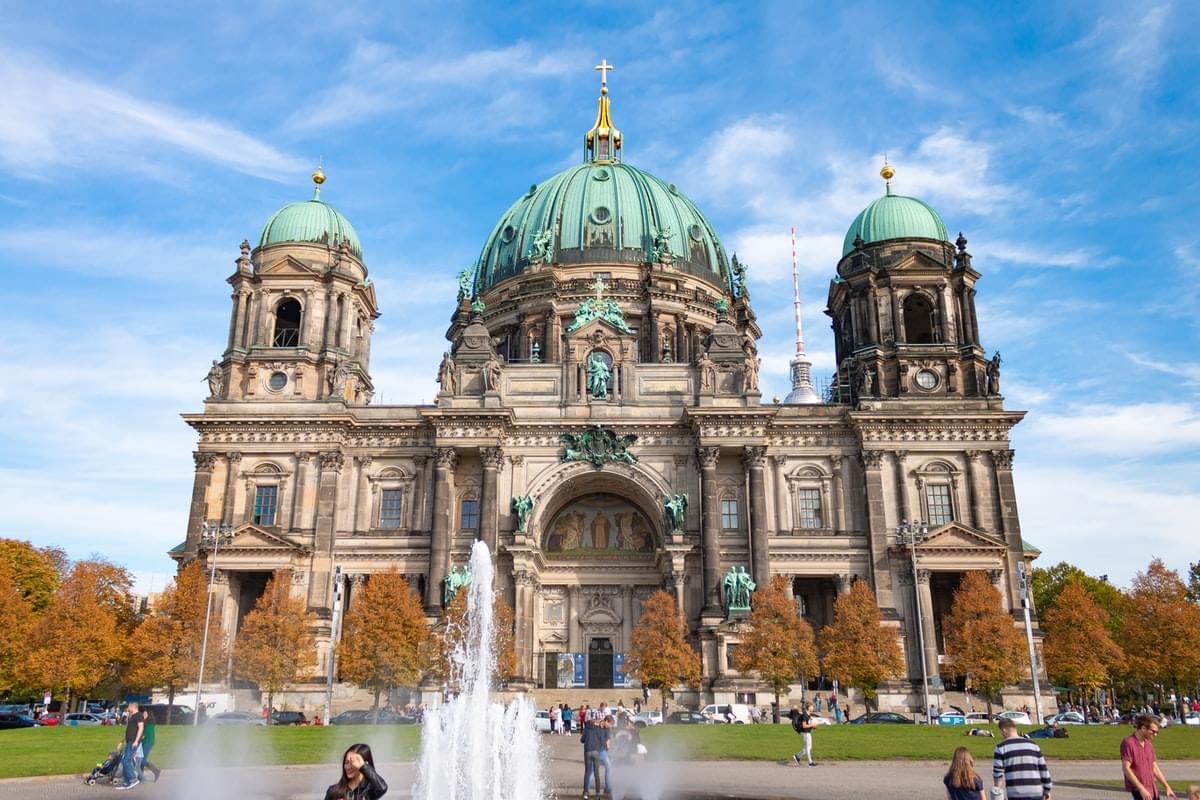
[773,690,780,724]
[661,688,668,722]
[266,691,273,725]
[64,688,71,718]
[372,688,381,724]
[166,687,175,725]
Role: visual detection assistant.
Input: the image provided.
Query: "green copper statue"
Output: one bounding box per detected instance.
[587,353,611,399]
[663,493,688,531]
[560,424,638,470]
[456,269,472,300]
[443,564,472,606]
[510,495,534,532]
[722,565,756,615]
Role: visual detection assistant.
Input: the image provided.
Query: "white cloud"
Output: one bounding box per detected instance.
[1076,4,1171,99]
[977,240,1118,269]
[1026,402,1200,458]
[1124,351,1200,386]
[0,53,304,181]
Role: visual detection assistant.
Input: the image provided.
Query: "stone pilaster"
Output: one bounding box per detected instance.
[771,455,789,533]
[479,446,504,552]
[831,455,847,532]
[353,456,372,533]
[992,449,1023,608]
[698,446,722,614]
[307,450,343,613]
[426,447,458,610]
[892,450,909,522]
[186,452,218,557]
[221,452,242,524]
[859,450,896,609]
[743,446,769,583]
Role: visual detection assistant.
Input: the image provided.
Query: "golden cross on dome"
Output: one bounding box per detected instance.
[594,58,613,91]
[589,276,607,299]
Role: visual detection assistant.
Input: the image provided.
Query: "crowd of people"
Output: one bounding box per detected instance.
[574,702,644,798]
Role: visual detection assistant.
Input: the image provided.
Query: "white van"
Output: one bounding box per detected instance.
[700,703,752,724]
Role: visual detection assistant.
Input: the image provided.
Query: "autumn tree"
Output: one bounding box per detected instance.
[233,571,316,721]
[625,590,700,718]
[0,559,33,695]
[1032,561,1125,637]
[339,570,430,715]
[820,580,903,711]
[1120,560,1200,714]
[0,538,68,612]
[1186,561,1200,605]
[732,575,818,722]
[24,560,133,712]
[125,561,224,723]
[942,570,1026,715]
[1042,580,1123,711]
[434,587,517,685]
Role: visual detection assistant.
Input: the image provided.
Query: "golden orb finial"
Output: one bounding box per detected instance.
[311,158,326,198]
[880,160,895,181]
[312,166,326,185]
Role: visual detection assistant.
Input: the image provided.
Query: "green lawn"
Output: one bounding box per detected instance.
[639,723,1200,762]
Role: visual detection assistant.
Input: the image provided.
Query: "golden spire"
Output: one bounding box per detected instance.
[311,157,326,199]
[586,59,622,163]
[880,156,894,195]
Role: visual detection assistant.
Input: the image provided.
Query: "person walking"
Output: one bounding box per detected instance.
[550,704,560,735]
[562,704,573,734]
[581,715,611,799]
[829,691,839,723]
[790,702,816,767]
[115,702,144,790]
[992,717,1052,800]
[945,746,985,799]
[325,743,388,800]
[136,707,161,782]
[1122,714,1176,800]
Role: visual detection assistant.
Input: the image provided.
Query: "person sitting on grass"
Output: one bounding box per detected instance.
[944,746,985,800]
[965,727,994,737]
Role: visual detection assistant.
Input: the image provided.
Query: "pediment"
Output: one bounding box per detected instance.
[258,255,321,277]
[540,631,567,645]
[229,524,307,552]
[568,316,637,341]
[890,248,950,273]
[917,523,1005,552]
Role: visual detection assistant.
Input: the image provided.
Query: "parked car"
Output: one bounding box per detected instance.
[0,713,40,730]
[142,704,194,725]
[1184,712,1199,727]
[849,712,915,724]
[634,710,663,728]
[330,710,370,725]
[665,711,711,725]
[63,713,106,727]
[534,710,552,733]
[700,703,752,724]
[966,712,993,724]
[209,711,267,726]
[271,710,308,726]
[1045,712,1086,725]
[996,711,1033,725]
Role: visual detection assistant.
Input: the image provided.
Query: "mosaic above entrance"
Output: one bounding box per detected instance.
[544,493,655,555]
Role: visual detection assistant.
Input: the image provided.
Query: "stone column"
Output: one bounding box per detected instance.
[221,452,242,524]
[649,311,661,363]
[227,292,240,350]
[673,573,687,618]
[340,296,355,351]
[409,455,426,531]
[307,451,343,612]
[837,573,852,595]
[567,587,580,652]
[290,452,311,530]
[186,452,218,557]
[675,314,686,362]
[831,455,847,532]
[621,586,634,655]
[859,451,896,609]
[259,290,276,346]
[939,282,955,344]
[865,279,880,344]
[917,570,939,684]
[965,451,983,530]
[353,456,372,533]
[892,450,909,522]
[479,446,503,551]
[744,446,769,583]
[890,287,903,342]
[514,570,532,680]
[968,288,981,344]
[698,446,722,614]
[991,450,1023,608]
[771,455,789,533]
[322,289,337,350]
[426,447,458,610]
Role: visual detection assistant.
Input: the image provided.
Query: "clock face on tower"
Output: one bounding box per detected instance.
[915,369,938,390]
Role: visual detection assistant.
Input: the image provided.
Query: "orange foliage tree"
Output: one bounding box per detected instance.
[125,561,224,723]
[339,570,430,714]
[625,590,700,718]
[942,570,1025,715]
[233,571,316,720]
[24,560,133,712]
[0,538,68,612]
[1120,559,1200,712]
[0,559,33,695]
[820,579,903,710]
[433,587,517,685]
[732,575,818,720]
[1042,580,1123,708]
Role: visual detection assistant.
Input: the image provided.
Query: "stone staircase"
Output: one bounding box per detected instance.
[498,687,670,712]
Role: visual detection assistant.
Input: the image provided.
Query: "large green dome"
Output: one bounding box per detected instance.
[842,190,949,256]
[259,198,362,258]
[473,161,730,294]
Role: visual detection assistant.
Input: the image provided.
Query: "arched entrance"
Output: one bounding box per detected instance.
[588,637,614,688]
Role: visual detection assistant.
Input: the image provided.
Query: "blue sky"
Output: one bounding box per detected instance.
[1,1,1196,595]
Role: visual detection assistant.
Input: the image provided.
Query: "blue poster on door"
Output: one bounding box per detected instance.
[572,652,585,687]
[613,653,627,687]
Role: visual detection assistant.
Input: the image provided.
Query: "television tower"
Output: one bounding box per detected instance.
[784,226,820,404]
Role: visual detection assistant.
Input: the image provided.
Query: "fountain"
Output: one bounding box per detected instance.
[414,540,546,800]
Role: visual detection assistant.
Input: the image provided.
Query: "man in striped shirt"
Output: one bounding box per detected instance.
[993,717,1053,799]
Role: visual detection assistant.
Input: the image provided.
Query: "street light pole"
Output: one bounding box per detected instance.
[1017,562,1044,725]
[323,566,344,726]
[194,521,233,726]
[897,520,932,725]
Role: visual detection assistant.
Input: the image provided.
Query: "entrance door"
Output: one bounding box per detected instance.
[587,638,614,689]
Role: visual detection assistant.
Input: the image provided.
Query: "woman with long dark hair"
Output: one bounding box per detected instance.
[325,743,388,800]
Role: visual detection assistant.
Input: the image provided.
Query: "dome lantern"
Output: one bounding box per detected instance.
[585,58,622,163]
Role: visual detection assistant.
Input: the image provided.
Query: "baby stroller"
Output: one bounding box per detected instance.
[85,741,132,786]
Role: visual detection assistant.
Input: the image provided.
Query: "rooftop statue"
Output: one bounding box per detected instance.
[205,360,224,399]
[567,277,633,334]
[456,269,472,300]
[528,228,554,265]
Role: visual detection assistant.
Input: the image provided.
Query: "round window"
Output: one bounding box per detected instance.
[501,225,516,243]
[268,371,288,391]
[914,369,938,390]
[592,167,611,181]
[688,223,704,242]
[590,206,612,224]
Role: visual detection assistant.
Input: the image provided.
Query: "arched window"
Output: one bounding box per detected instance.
[902,293,935,344]
[273,299,302,347]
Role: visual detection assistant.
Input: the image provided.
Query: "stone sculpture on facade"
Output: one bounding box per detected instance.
[731,254,748,298]
[326,358,349,397]
[567,278,634,334]
[528,228,554,265]
[482,354,502,393]
[587,353,611,399]
[696,350,715,390]
[663,493,688,531]
[510,495,534,533]
[530,341,541,363]
[205,360,225,399]
[456,269,472,299]
[650,226,673,264]
[560,424,639,470]
[722,565,756,615]
[436,352,457,395]
[986,351,1002,395]
[743,355,760,392]
[856,359,875,397]
[443,564,472,606]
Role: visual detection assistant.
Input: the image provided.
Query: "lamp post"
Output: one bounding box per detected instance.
[194,521,234,726]
[322,566,344,726]
[1017,562,1044,725]
[896,519,932,725]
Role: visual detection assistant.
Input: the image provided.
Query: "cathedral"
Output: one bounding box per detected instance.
[177,66,1046,712]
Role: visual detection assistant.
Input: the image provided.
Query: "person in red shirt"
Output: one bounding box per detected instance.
[1121,714,1176,800]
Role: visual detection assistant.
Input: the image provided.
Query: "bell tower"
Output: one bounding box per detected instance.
[825,162,994,403]
[210,167,379,405]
